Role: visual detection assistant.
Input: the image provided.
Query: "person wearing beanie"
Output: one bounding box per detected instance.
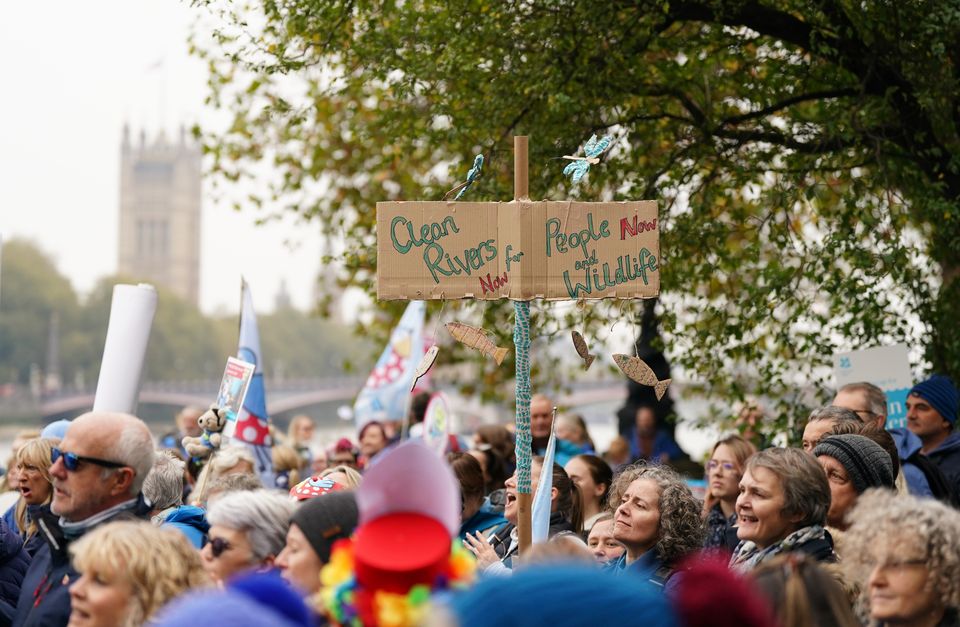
[813,434,896,531]
[908,376,960,494]
[275,491,359,596]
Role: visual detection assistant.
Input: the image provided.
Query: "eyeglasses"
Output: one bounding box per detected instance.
[707,460,737,472]
[207,536,232,558]
[51,447,126,472]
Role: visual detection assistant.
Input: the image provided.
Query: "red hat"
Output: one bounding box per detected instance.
[353,513,450,594]
[321,440,473,626]
[289,476,346,501]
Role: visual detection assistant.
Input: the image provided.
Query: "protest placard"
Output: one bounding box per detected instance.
[377,200,659,300]
[216,356,256,438]
[834,344,913,429]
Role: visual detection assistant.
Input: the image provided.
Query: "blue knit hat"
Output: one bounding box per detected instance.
[153,590,301,627]
[910,375,958,425]
[445,564,678,627]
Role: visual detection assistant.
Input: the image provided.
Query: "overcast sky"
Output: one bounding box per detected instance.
[0,1,324,315]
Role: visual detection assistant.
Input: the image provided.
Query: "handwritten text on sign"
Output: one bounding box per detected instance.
[377,200,659,300]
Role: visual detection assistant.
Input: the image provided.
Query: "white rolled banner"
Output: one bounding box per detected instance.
[92,283,158,414]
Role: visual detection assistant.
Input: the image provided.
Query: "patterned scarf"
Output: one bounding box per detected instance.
[729,524,827,572]
[705,503,736,549]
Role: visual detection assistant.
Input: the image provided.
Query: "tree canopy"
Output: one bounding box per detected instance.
[192,0,960,426]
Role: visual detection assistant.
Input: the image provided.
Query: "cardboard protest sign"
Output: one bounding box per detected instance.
[834,344,913,429]
[376,200,659,300]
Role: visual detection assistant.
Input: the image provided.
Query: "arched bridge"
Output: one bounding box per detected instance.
[37,376,367,421]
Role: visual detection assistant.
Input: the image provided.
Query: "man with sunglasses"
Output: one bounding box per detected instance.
[13,411,155,627]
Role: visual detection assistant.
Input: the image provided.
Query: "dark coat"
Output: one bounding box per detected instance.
[927,432,960,501]
[0,517,30,627]
[793,531,837,564]
[12,497,150,627]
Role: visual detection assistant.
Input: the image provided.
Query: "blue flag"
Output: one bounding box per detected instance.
[531,413,557,544]
[233,280,274,487]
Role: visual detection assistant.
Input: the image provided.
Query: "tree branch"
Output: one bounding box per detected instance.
[721,88,860,126]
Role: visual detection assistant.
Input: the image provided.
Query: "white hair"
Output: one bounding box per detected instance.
[206,490,295,563]
[143,451,185,511]
[101,417,156,496]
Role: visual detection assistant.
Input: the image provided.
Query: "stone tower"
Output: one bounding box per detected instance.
[118,124,201,305]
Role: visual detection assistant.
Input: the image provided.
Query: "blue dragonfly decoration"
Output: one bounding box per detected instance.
[444,154,484,200]
[562,134,612,184]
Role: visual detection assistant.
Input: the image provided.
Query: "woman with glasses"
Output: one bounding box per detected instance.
[69,520,209,626]
[13,438,58,557]
[201,490,295,586]
[841,489,960,627]
[702,435,756,551]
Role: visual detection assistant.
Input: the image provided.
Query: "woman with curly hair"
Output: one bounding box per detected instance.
[730,447,835,572]
[69,521,210,626]
[607,463,705,592]
[702,434,756,551]
[841,490,960,627]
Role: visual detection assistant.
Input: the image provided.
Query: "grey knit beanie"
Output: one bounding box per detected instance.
[813,434,895,494]
[289,491,359,563]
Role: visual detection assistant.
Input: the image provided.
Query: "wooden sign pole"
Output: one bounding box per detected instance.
[374,135,660,558]
[512,136,533,556]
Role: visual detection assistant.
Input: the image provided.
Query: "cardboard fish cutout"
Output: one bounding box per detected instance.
[612,353,672,400]
[571,330,596,370]
[410,345,440,392]
[445,322,509,365]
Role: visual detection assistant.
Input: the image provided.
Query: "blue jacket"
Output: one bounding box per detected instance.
[608,549,679,596]
[626,429,684,464]
[1,509,16,539]
[21,505,50,559]
[161,506,210,550]
[12,496,150,627]
[458,500,507,541]
[891,428,935,497]
[0,517,30,626]
[534,439,585,468]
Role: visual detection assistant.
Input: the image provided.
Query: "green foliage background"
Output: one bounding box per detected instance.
[0,239,366,388]
[189,0,960,432]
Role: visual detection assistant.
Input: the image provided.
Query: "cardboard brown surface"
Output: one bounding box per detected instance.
[377,200,660,300]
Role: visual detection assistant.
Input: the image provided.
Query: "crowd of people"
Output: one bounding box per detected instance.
[0,377,956,626]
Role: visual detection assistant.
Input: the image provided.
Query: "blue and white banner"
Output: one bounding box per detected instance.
[233,280,274,486]
[354,301,426,428]
[834,344,913,429]
[531,413,557,544]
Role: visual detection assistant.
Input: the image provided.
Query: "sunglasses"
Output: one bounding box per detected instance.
[207,536,232,558]
[51,447,126,472]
